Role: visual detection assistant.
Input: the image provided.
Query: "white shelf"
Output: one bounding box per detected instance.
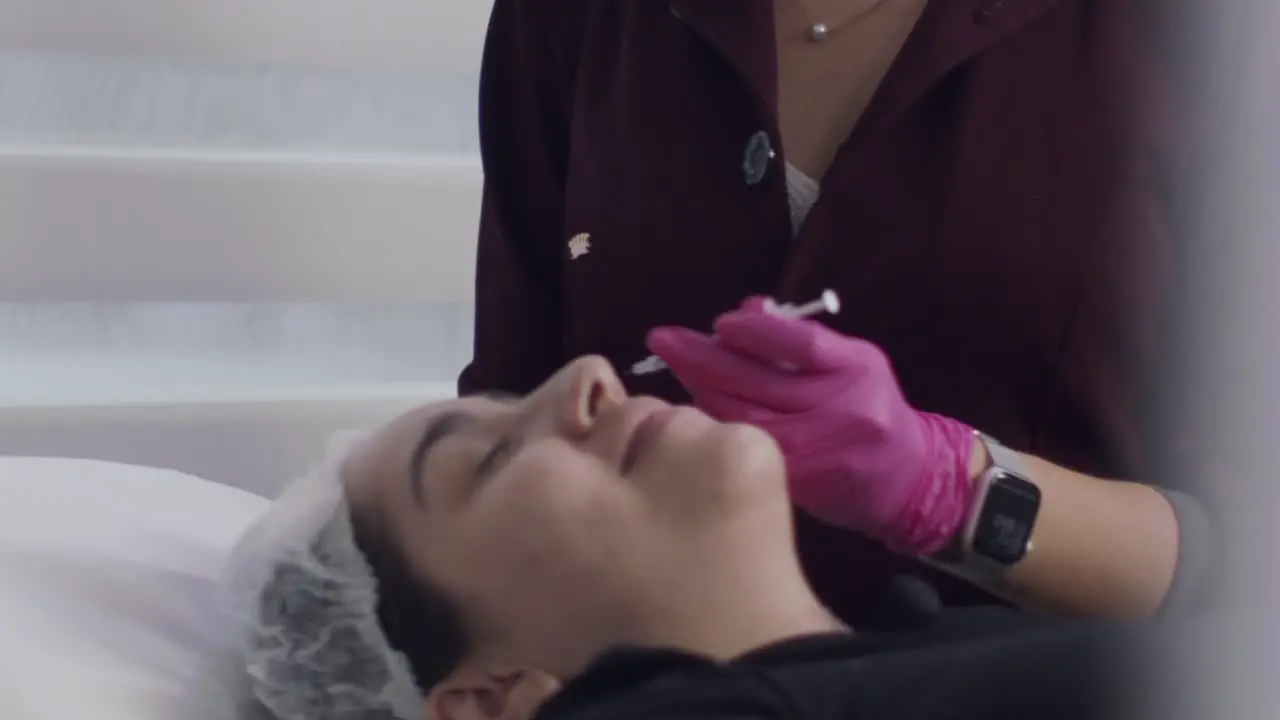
[0,381,457,412]
[0,147,483,302]
[0,0,493,74]
[0,53,479,155]
[0,352,459,411]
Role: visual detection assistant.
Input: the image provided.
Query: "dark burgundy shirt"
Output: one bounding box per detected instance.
[459,0,1192,621]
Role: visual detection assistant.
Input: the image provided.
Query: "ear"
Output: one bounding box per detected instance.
[425,667,561,720]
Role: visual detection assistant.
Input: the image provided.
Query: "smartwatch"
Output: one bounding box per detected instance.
[932,432,1042,577]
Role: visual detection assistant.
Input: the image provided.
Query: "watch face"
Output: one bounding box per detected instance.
[972,472,1041,565]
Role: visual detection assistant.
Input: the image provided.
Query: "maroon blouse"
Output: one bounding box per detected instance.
[459,0,1188,622]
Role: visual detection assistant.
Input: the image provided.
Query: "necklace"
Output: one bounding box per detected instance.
[799,0,897,42]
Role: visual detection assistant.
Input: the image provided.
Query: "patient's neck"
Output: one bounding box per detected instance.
[634,554,849,663]
[676,590,847,662]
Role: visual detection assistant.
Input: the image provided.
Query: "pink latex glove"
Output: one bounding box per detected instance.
[645,298,978,556]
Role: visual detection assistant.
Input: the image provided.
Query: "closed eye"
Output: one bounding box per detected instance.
[475,436,517,477]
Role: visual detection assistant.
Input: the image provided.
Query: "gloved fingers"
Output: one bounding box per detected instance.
[743,407,836,452]
[694,393,845,453]
[782,453,868,526]
[646,326,769,396]
[686,388,774,424]
[787,452,908,542]
[647,326,839,412]
[713,308,871,373]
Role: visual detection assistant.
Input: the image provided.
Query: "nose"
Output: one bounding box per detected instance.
[553,356,627,436]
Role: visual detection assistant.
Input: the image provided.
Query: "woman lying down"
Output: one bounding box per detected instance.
[198,357,1209,720]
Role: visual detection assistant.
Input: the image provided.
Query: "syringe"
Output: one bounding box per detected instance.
[629,289,842,376]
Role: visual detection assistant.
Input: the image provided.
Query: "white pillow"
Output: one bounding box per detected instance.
[0,457,268,720]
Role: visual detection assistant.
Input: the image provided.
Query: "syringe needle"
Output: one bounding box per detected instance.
[629,289,841,376]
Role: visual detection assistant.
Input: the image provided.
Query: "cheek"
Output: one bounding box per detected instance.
[492,444,618,506]
[467,449,643,572]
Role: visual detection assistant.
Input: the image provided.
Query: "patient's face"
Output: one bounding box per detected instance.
[344,356,793,669]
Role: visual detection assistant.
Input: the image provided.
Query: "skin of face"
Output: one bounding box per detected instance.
[341,357,817,681]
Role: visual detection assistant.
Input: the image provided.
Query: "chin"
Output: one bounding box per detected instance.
[711,422,788,495]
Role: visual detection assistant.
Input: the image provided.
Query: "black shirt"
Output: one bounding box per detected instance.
[535,608,1200,720]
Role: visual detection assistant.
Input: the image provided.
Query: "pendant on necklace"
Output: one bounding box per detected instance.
[809,22,830,41]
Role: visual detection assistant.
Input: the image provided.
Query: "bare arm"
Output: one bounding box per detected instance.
[941,441,1188,619]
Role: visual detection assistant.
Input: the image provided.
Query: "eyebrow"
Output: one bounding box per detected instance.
[406,392,520,506]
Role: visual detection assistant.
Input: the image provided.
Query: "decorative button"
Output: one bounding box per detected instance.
[742,130,775,186]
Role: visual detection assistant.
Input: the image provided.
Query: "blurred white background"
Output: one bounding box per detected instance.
[0,0,490,403]
[0,0,493,490]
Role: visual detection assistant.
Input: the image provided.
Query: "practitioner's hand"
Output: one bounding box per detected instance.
[646,298,979,556]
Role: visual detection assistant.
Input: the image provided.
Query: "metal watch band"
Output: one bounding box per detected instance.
[975,430,1028,480]
[926,432,1036,583]
[919,431,1036,578]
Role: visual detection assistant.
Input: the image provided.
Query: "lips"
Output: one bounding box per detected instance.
[620,405,678,474]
